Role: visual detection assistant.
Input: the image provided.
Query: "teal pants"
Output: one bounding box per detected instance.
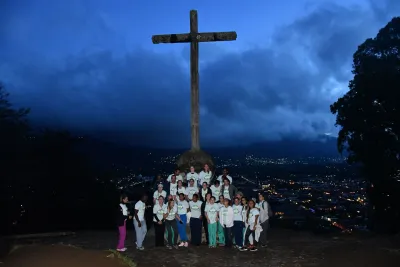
[217,222,225,244]
[208,223,217,246]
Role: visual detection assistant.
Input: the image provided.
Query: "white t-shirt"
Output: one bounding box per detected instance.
[164,204,178,221]
[199,171,212,186]
[205,203,219,224]
[219,206,234,227]
[167,174,183,182]
[248,208,260,226]
[120,204,128,216]
[217,175,233,184]
[210,185,221,199]
[169,182,178,196]
[177,200,189,215]
[232,204,243,221]
[186,172,199,184]
[223,185,230,199]
[153,203,166,222]
[242,206,248,222]
[185,186,199,200]
[200,188,208,200]
[134,200,146,221]
[177,186,186,195]
[189,200,203,218]
[153,190,167,200]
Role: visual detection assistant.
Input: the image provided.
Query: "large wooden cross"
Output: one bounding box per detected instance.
[152,10,237,151]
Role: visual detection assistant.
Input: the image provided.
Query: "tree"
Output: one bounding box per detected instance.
[330,17,400,233]
[0,83,30,139]
[0,84,31,233]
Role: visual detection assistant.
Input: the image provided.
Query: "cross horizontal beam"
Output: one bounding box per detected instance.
[152,31,237,44]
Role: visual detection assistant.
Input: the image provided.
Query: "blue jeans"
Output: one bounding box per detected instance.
[133,220,147,248]
[176,214,188,241]
[233,221,244,247]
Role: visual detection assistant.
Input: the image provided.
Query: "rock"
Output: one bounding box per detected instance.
[176,149,214,173]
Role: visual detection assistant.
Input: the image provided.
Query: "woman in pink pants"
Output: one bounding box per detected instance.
[117,194,130,251]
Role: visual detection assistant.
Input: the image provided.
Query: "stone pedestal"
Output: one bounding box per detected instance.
[176,149,214,173]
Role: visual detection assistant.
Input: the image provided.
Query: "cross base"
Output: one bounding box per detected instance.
[176,149,214,173]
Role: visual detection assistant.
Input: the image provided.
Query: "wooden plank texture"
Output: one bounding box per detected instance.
[152,31,237,44]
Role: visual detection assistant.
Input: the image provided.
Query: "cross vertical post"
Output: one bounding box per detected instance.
[190,10,200,151]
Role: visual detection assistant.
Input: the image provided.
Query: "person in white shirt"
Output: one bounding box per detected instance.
[199,164,212,186]
[176,180,186,196]
[201,192,212,245]
[219,198,234,248]
[232,197,245,249]
[240,199,259,252]
[189,194,203,246]
[169,175,178,200]
[167,168,183,182]
[205,196,219,248]
[186,166,199,185]
[217,168,233,184]
[134,194,148,250]
[176,193,190,247]
[153,184,167,203]
[216,196,226,246]
[153,196,166,247]
[257,193,272,248]
[185,179,199,201]
[163,199,183,249]
[210,180,221,199]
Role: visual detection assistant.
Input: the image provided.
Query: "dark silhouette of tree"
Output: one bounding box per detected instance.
[0,83,119,234]
[330,17,400,233]
[0,84,31,233]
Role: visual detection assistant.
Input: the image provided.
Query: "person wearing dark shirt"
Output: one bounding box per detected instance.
[153,174,169,192]
[116,194,130,252]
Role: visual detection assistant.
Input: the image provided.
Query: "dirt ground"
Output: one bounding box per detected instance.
[2,228,400,267]
[2,245,129,267]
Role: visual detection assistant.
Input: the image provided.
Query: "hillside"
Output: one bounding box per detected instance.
[78,136,341,170]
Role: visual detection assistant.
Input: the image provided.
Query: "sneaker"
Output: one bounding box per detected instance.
[166,245,172,250]
[261,244,268,248]
[184,242,189,247]
[116,248,126,252]
[250,246,258,252]
[238,247,248,251]
[136,246,144,251]
[178,242,185,247]
[173,245,179,249]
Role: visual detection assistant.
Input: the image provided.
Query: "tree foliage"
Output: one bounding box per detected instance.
[331,17,400,232]
[330,17,400,182]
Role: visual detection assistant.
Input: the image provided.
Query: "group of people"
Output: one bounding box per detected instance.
[116,165,272,252]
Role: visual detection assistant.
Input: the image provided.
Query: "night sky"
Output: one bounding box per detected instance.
[0,0,398,148]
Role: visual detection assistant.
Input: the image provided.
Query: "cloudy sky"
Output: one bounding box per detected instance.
[0,0,399,148]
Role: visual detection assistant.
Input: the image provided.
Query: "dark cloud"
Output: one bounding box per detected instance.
[0,0,399,148]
